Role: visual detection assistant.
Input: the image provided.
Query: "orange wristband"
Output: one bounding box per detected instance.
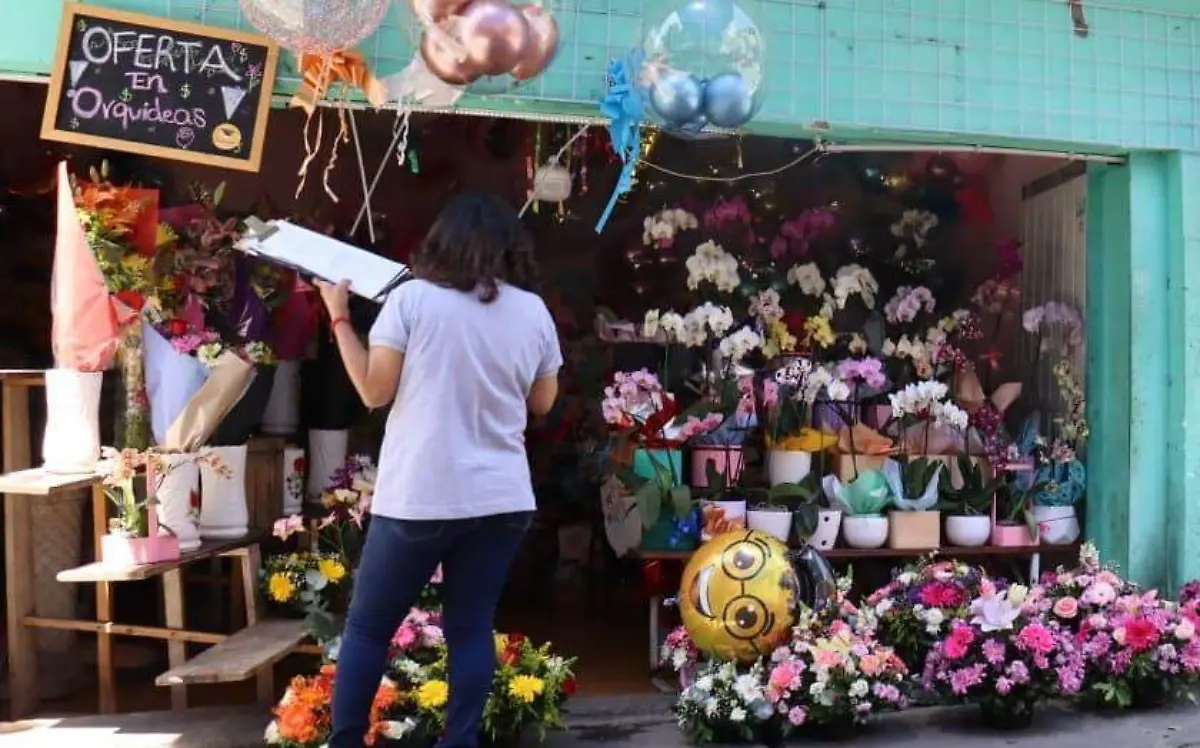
[330,317,351,336]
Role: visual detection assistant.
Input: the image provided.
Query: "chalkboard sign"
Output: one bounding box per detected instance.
[41,5,279,172]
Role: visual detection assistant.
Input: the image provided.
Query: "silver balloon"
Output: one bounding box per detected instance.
[702,72,755,129]
[241,0,392,54]
[648,71,704,128]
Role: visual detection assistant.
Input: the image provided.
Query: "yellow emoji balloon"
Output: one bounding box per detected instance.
[679,530,800,663]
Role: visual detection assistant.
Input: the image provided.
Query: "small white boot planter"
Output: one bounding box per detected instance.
[262,360,301,435]
[747,507,792,543]
[154,453,202,552]
[1030,505,1081,545]
[767,450,812,487]
[199,445,248,539]
[42,368,103,473]
[307,429,349,507]
[945,514,992,547]
[282,446,306,516]
[808,509,842,550]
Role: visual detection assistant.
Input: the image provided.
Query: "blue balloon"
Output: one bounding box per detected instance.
[648,71,704,128]
[702,72,755,129]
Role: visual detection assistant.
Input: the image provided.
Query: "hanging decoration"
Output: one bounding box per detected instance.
[596,54,645,232]
[412,0,560,88]
[638,0,766,137]
[289,51,387,202]
[240,0,392,54]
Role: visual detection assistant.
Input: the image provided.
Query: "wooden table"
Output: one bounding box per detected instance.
[635,542,1075,671]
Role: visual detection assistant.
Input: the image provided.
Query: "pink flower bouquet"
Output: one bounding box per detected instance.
[1072,590,1200,709]
[864,559,990,671]
[1027,542,1140,633]
[921,581,1085,729]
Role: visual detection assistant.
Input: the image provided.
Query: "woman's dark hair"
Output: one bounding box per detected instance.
[410,192,538,303]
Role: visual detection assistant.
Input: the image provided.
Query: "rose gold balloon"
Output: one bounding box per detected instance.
[459,0,531,76]
[420,31,482,85]
[509,4,559,80]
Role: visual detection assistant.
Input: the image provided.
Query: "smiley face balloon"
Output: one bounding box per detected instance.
[679,530,800,663]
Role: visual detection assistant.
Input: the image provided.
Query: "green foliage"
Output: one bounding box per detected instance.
[940,456,1004,516]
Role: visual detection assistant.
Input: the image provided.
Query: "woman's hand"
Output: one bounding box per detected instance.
[315,279,352,319]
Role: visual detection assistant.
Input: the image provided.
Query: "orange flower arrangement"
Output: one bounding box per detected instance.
[269,664,410,747]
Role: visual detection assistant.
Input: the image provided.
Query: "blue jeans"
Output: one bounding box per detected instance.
[330,512,533,748]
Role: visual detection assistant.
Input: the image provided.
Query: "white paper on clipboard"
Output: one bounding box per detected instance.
[236,218,409,301]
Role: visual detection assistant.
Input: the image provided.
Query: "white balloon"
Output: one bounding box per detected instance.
[240,0,392,54]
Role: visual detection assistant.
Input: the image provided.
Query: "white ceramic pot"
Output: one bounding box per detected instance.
[768,450,813,487]
[747,508,792,542]
[282,446,306,516]
[809,509,842,550]
[1031,505,1081,545]
[41,369,103,474]
[199,444,248,539]
[153,454,201,552]
[307,428,349,506]
[842,515,888,549]
[262,360,301,435]
[944,514,992,547]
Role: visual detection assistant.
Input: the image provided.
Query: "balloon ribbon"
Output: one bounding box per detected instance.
[595,53,644,233]
[290,51,387,202]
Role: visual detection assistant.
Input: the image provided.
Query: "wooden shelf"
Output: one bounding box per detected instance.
[154,619,307,686]
[0,369,46,387]
[57,533,265,583]
[636,543,1080,562]
[0,468,98,495]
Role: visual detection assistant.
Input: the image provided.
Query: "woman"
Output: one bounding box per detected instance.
[316,193,562,748]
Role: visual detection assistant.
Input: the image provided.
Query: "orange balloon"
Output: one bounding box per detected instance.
[419,31,482,85]
[509,5,559,80]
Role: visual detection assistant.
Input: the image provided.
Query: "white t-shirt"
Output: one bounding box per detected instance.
[367,279,563,520]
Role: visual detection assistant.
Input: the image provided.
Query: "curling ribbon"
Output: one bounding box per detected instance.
[290,51,387,202]
[595,53,644,233]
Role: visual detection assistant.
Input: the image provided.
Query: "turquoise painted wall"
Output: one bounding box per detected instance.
[3,0,1200,149]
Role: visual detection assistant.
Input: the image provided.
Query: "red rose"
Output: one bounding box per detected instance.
[168,318,189,337]
[562,678,577,697]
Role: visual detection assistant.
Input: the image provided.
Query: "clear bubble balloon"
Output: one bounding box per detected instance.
[639,0,766,137]
[240,0,392,55]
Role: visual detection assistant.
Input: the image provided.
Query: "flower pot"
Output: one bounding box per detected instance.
[808,509,842,550]
[101,533,181,566]
[1030,505,1081,545]
[152,453,201,552]
[768,449,812,486]
[842,515,888,549]
[747,508,791,542]
[602,491,642,557]
[945,514,991,547]
[632,448,682,484]
[642,509,700,552]
[282,446,306,516]
[199,444,249,539]
[262,359,301,435]
[887,510,941,550]
[992,521,1038,547]
[307,428,349,506]
[41,368,103,473]
[690,446,744,488]
[979,699,1035,730]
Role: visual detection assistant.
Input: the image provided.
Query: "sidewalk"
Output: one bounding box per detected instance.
[4,696,1200,747]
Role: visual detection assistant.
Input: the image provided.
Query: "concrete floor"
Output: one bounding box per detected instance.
[5,698,1200,748]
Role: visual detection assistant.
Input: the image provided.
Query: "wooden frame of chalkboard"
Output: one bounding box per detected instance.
[41,4,280,173]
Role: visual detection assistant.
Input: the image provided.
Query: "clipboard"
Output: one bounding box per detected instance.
[236,217,411,302]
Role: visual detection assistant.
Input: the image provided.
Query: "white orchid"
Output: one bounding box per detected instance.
[830,264,879,310]
[686,241,742,293]
[786,262,826,297]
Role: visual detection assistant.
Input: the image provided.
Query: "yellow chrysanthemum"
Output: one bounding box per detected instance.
[267,573,295,603]
[417,680,449,710]
[508,675,545,704]
[318,557,347,584]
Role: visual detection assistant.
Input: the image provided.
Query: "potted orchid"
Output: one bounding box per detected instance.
[823,467,893,549]
[940,456,1003,547]
[762,357,841,486]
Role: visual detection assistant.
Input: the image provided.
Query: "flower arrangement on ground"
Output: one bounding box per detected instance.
[865,558,988,672]
[263,665,416,747]
[921,580,1085,728]
[674,659,774,745]
[262,550,350,617]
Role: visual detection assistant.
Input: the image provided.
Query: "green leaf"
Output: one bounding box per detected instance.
[669,485,693,518]
[705,461,725,491]
[793,503,818,540]
[635,479,662,530]
[212,181,227,207]
[88,165,101,183]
